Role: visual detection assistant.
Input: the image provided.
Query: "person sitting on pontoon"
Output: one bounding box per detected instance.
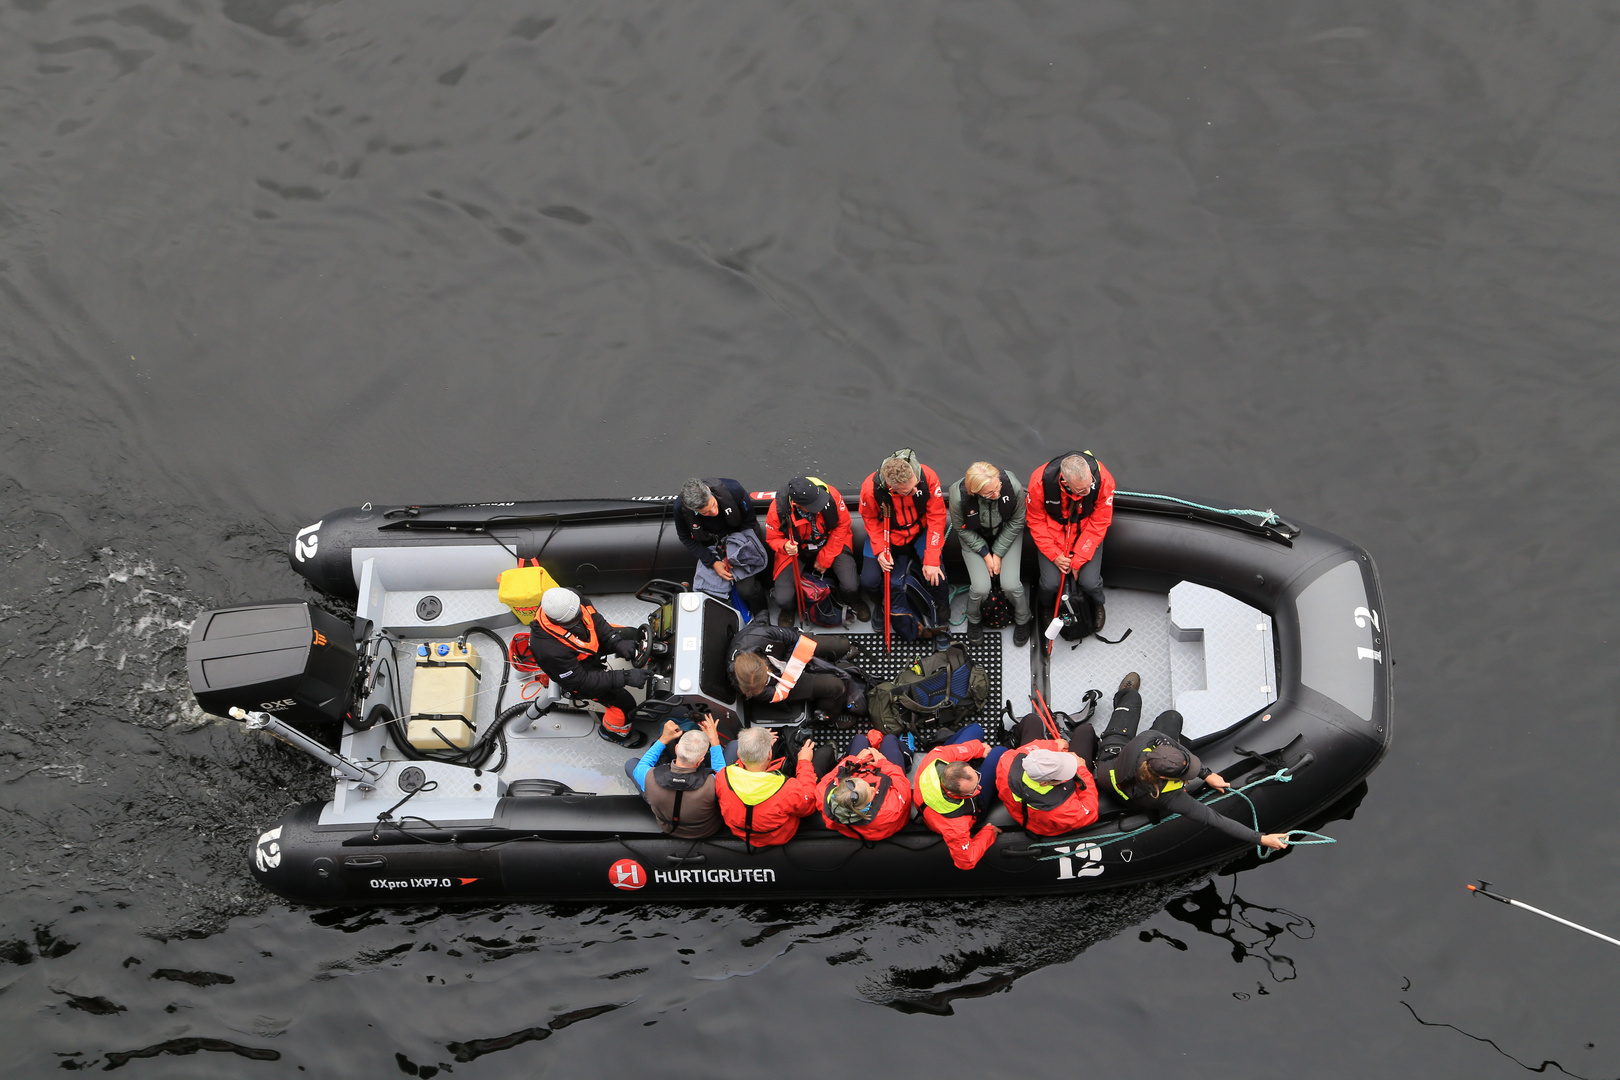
[948,461,1034,645]
[1026,450,1114,632]
[912,724,1006,869]
[995,713,1099,837]
[525,587,651,748]
[1082,673,1289,851]
[676,477,770,619]
[713,727,822,849]
[817,729,912,842]
[626,715,726,838]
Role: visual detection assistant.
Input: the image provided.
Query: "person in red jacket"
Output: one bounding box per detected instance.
[858,450,949,635]
[765,476,869,626]
[1026,450,1116,631]
[713,727,821,850]
[995,712,1099,837]
[911,723,1007,869]
[818,729,913,841]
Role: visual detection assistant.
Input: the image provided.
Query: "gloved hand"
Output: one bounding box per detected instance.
[621,667,651,689]
[614,638,640,660]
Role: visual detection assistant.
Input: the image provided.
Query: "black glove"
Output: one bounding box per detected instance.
[614,638,639,660]
[621,667,650,689]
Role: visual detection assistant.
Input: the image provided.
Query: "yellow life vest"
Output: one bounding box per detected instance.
[917,758,970,817]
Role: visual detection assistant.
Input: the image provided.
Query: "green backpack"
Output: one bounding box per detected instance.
[869,645,990,737]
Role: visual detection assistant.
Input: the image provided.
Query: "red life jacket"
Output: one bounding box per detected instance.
[995,740,1099,837]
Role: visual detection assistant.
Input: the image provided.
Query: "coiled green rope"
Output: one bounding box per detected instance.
[1030,766,1336,860]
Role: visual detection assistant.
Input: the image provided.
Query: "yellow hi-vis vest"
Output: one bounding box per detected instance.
[917,758,971,817]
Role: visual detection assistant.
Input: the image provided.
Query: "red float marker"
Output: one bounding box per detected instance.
[1468,881,1620,948]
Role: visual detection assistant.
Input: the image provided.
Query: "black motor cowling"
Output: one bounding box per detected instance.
[186,601,360,730]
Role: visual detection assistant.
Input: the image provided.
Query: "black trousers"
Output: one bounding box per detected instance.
[772,549,861,607]
[1096,687,1183,762]
[1014,712,1097,759]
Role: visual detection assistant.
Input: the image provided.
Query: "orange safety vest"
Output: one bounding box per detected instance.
[768,635,819,703]
[534,602,603,660]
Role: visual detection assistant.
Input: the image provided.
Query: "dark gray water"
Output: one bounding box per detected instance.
[3,1,1618,1075]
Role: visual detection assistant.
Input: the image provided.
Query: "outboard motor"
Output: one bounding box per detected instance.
[186,601,361,731]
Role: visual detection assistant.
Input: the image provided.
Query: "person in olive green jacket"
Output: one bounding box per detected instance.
[947,462,1033,645]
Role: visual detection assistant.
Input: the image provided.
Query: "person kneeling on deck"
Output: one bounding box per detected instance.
[913,724,1007,869]
[1086,673,1289,851]
[1027,450,1114,632]
[948,461,1034,646]
[714,727,822,850]
[676,477,770,619]
[729,621,855,719]
[995,712,1099,836]
[626,716,727,839]
[818,730,913,842]
[527,587,651,749]
[766,476,869,626]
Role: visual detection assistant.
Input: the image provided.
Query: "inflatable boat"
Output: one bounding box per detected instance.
[186,490,1391,904]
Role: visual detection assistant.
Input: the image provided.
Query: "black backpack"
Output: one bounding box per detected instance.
[1055,579,1130,647]
[980,587,1014,630]
[886,568,939,642]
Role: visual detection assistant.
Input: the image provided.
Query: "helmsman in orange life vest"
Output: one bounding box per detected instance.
[524,587,651,749]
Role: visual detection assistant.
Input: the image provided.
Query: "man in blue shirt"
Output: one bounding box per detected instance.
[624,714,727,838]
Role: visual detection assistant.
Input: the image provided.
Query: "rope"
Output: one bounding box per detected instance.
[1029,766,1336,860]
[1115,491,1281,526]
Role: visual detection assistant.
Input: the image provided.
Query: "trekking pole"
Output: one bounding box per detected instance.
[882,564,892,653]
[790,550,804,628]
[1032,688,1065,742]
[1468,882,1620,948]
[1045,586,1063,658]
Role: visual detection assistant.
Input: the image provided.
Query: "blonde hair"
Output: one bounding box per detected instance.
[734,652,770,698]
[879,457,917,489]
[964,462,999,494]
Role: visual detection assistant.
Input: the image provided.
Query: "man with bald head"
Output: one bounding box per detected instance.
[1027,450,1116,632]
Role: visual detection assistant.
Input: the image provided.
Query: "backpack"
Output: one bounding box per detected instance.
[1056,577,1096,643]
[979,587,1014,630]
[886,568,938,642]
[1054,580,1130,647]
[869,644,990,739]
[799,570,844,628]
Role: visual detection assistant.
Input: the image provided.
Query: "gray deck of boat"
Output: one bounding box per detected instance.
[353,581,1265,789]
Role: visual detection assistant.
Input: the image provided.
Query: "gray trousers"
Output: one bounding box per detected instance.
[1036,538,1105,621]
[961,541,1031,626]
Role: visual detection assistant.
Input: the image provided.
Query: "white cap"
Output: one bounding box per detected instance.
[540,587,581,623]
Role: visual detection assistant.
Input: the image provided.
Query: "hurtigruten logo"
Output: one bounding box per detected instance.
[653,868,776,884]
[608,859,776,889]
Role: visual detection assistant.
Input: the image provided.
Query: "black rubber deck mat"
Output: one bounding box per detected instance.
[798,632,1007,755]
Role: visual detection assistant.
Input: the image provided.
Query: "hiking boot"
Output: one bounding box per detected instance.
[1012,620,1032,648]
[966,620,984,641]
[598,724,649,750]
[777,607,796,628]
[1091,599,1106,632]
[851,596,872,623]
[1117,671,1141,697]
